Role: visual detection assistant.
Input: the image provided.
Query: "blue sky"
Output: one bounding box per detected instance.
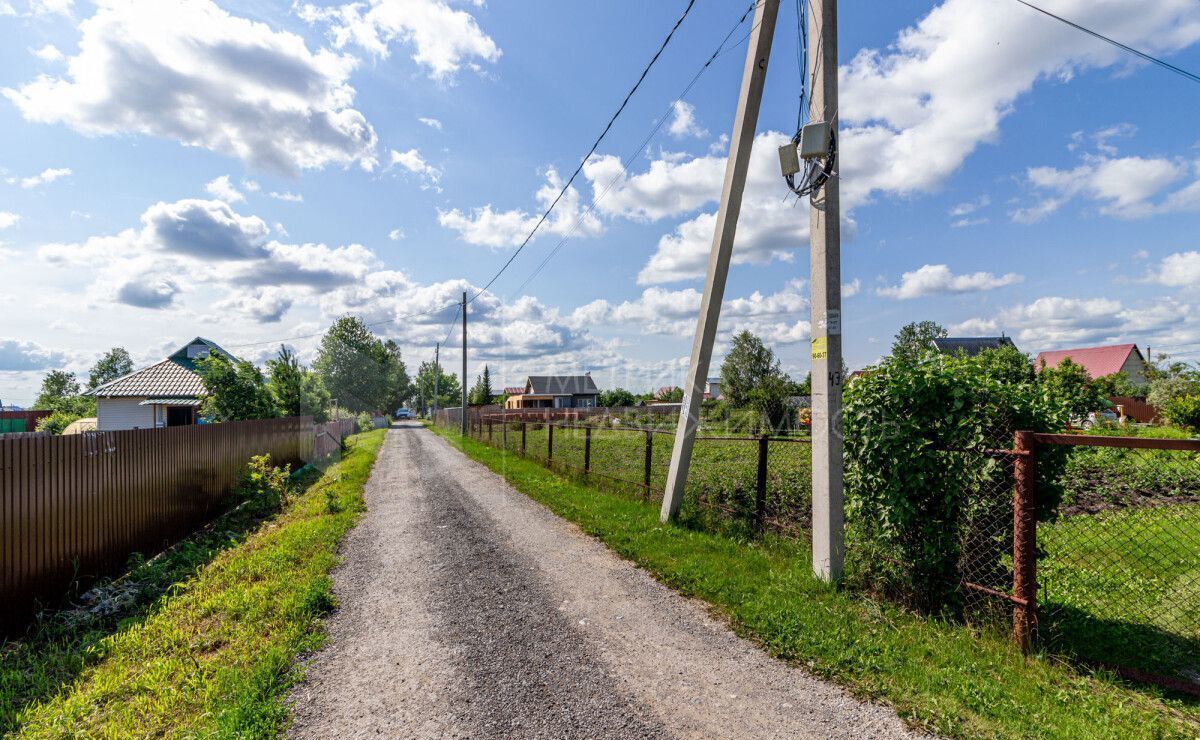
[1,0,1199,406]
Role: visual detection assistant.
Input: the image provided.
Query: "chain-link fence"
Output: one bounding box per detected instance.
[1034,433,1200,692]
[461,415,812,538]
[953,432,1200,694]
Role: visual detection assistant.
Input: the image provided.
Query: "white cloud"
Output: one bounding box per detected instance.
[438,167,602,248]
[30,44,64,62]
[0,211,19,229]
[388,228,405,241]
[636,132,810,284]
[28,0,72,16]
[20,167,71,189]
[0,2,16,16]
[297,0,501,81]
[953,295,1198,351]
[948,195,989,217]
[570,281,811,345]
[241,179,260,192]
[4,0,378,175]
[204,175,245,203]
[1012,153,1192,222]
[389,147,441,186]
[215,286,294,323]
[582,148,724,221]
[838,0,1200,207]
[268,191,304,203]
[1155,251,1200,288]
[418,116,443,130]
[842,278,861,298]
[666,100,706,139]
[877,264,1023,299]
[0,338,66,371]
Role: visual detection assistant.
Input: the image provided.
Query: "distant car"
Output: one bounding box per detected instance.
[1074,409,1119,429]
[394,408,414,420]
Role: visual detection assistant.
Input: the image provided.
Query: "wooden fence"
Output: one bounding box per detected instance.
[313,418,358,460]
[0,416,331,631]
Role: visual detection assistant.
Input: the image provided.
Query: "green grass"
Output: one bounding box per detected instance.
[1039,504,1200,681]
[2,429,386,738]
[480,422,812,530]
[432,424,1199,739]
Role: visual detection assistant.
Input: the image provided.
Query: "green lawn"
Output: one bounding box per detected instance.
[433,424,1199,739]
[477,421,812,532]
[1039,503,1200,682]
[2,429,385,738]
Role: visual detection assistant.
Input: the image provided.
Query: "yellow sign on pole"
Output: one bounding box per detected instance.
[811,336,828,360]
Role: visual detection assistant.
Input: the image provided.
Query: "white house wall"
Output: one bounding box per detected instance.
[96,397,157,431]
[1120,353,1149,385]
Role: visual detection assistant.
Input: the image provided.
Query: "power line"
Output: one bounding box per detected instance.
[1014,0,1200,85]
[510,2,762,296]
[466,0,700,306]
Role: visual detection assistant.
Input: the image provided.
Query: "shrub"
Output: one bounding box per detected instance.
[35,410,83,435]
[843,351,1065,613]
[355,411,373,432]
[236,454,293,515]
[1161,394,1200,432]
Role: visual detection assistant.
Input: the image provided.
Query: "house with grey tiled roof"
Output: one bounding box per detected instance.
[504,374,600,409]
[87,338,235,431]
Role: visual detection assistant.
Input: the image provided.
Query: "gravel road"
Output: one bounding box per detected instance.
[288,423,917,739]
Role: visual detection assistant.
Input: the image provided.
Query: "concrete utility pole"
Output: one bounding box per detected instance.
[461,291,468,436]
[660,0,780,523]
[433,342,440,415]
[809,0,844,582]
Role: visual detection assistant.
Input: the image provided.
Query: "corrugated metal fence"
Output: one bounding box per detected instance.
[0,416,351,631]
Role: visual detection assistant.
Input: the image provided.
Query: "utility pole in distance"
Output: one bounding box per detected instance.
[433,342,440,415]
[660,0,780,523]
[461,291,468,436]
[809,0,844,582]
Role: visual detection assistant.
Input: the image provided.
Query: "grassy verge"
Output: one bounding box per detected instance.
[431,424,1198,739]
[3,429,385,738]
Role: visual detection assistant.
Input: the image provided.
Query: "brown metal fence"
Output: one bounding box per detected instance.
[961,431,1200,695]
[0,416,337,630]
[454,414,812,537]
[313,418,358,460]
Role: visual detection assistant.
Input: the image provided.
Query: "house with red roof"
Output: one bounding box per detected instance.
[1034,343,1149,384]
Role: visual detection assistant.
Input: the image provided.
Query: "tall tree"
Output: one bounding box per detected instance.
[381,339,412,413]
[719,330,784,408]
[35,370,81,409]
[266,345,330,421]
[196,353,277,421]
[87,347,134,389]
[891,320,947,363]
[314,316,392,413]
[1037,357,1105,423]
[468,365,494,406]
[414,360,461,411]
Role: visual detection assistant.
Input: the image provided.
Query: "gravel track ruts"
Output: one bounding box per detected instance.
[287,423,917,739]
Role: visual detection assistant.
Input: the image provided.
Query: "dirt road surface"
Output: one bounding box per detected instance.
[288,424,917,739]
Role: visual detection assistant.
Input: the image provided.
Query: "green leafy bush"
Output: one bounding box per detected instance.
[1161,394,1200,432]
[355,411,374,432]
[843,350,1065,613]
[236,454,293,515]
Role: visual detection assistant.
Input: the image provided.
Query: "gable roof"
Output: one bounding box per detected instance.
[932,336,1017,356]
[88,337,236,398]
[526,375,599,396]
[1035,343,1142,379]
[502,386,526,395]
[89,359,206,398]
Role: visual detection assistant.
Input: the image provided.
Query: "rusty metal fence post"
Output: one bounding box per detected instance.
[584,427,592,474]
[755,434,769,534]
[488,419,493,442]
[521,422,527,455]
[643,431,653,500]
[502,420,507,449]
[548,424,554,461]
[1012,430,1038,652]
